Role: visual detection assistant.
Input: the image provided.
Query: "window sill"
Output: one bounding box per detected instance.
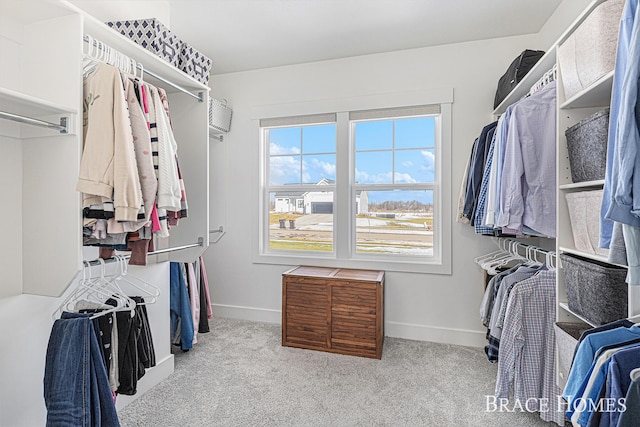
[253,252,451,275]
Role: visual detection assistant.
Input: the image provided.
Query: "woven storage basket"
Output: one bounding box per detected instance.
[565,108,609,183]
[557,0,623,100]
[209,98,232,133]
[107,19,182,68]
[560,253,627,326]
[554,322,591,388]
[179,44,212,85]
[565,190,608,256]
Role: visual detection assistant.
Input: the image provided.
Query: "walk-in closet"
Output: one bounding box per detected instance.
[2,0,639,426]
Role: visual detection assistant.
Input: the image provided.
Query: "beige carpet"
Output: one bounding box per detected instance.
[117,317,556,426]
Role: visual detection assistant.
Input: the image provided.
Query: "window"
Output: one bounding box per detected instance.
[257,96,452,274]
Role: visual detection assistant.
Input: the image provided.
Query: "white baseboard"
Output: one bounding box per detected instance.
[384,321,486,348]
[212,303,281,323]
[116,354,175,410]
[212,303,486,347]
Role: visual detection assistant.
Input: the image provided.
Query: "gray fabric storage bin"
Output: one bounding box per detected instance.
[557,0,623,100]
[107,19,182,68]
[560,253,627,326]
[179,44,212,85]
[555,322,591,389]
[565,108,609,183]
[565,190,608,257]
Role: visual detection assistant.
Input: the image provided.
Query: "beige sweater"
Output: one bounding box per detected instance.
[77,62,142,222]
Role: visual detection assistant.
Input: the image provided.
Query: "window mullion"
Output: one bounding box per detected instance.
[335,111,350,260]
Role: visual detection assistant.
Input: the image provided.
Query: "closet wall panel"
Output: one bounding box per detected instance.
[21,14,82,296]
[0,136,23,298]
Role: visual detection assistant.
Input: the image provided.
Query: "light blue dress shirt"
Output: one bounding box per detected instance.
[606,0,640,228]
[602,0,640,247]
[496,81,557,237]
[563,326,640,419]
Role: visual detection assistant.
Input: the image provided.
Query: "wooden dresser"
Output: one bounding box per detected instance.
[281,266,384,359]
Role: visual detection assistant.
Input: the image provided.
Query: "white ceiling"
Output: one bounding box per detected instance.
[71,0,563,75]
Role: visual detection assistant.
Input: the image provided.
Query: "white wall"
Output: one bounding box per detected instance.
[537,0,593,49]
[205,3,591,347]
[205,34,530,346]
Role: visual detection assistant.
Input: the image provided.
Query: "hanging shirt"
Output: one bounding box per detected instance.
[474,131,496,235]
[495,270,564,426]
[496,81,556,237]
[617,376,640,427]
[602,0,640,244]
[601,0,640,248]
[563,325,640,419]
[598,344,640,427]
[77,62,142,222]
[483,114,506,227]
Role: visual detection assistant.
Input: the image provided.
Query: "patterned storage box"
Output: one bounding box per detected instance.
[560,253,627,326]
[107,18,182,68]
[557,0,624,100]
[209,98,232,133]
[565,108,609,183]
[179,44,213,85]
[565,190,608,257]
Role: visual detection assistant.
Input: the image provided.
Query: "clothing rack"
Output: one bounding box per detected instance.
[527,64,557,97]
[479,237,556,268]
[0,111,68,133]
[83,237,204,267]
[82,35,204,103]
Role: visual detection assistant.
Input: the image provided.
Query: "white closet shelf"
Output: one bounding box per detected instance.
[559,70,614,109]
[492,49,557,116]
[59,1,209,97]
[558,179,605,190]
[0,87,76,120]
[558,302,597,327]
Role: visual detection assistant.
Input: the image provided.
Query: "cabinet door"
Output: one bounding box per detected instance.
[330,282,378,357]
[283,279,329,349]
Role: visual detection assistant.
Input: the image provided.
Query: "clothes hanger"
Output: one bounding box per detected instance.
[85,258,137,319]
[482,241,526,273]
[111,255,159,304]
[478,239,514,269]
[474,239,509,265]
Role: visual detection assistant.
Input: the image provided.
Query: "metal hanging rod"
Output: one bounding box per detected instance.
[0,111,68,133]
[142,67,204,103]
[83,237,204,267]
[83,35,204,103]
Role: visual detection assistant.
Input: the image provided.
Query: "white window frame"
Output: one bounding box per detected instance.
[349,112,442,264]
[252,89,453,274]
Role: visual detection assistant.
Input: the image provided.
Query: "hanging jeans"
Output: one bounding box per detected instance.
[44,312,120,427]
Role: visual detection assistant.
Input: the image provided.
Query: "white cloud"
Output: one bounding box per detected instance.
[270,142,300,155]
[394,172,417,183]
[311,158,336,177]
[355,169,417,184]
[402,160,414,168]
[421,150,435,164]
[270,155,300,185]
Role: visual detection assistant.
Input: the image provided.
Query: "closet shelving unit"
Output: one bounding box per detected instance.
[490,0,640,387]
[0,0,211,298]
[74,2,211,270]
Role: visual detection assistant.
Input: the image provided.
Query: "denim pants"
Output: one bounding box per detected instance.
[44,312,120,427]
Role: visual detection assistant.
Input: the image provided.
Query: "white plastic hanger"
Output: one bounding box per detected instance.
[111,255,159,304]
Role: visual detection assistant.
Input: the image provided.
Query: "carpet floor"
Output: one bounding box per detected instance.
[117,317,556,426]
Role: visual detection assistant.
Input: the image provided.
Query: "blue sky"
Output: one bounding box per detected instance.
[268,117,436,204]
